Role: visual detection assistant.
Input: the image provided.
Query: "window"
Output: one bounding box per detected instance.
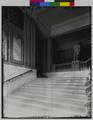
[11,30,23,64]
[2,7,24,65]
[3,28,8,61]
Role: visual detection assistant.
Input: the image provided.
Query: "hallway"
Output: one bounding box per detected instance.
[4,70,90,118]
[2,7,91,118]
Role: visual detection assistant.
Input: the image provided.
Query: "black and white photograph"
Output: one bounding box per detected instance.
[2,6,91,118]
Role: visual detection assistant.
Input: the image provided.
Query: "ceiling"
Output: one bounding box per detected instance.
[26,7,91,38]
[33,7,90,27]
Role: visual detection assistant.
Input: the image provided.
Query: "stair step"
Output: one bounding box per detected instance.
[5,96,87,114]
[30,78,87,83]
[4,101,87,117]
[10,90,87,100]
[7,93,87,106]
[19,87,86,95]
[21,85,86,90]
[25,82,86,85]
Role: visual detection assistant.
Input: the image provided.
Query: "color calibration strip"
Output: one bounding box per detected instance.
[30,2,75,6]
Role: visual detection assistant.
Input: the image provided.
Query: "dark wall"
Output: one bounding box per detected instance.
[2,7,36,69]
[79,43,91,61]
[53,27,91,64]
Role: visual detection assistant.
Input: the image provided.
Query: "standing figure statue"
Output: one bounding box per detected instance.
[73,43,80,61]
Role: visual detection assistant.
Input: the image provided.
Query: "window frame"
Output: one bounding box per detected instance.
[2,23,9,62]
[10,23,24,65]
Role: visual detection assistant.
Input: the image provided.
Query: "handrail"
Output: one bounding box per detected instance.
[80,58,91,69]
[85,58,91,64]
[80,58,91,64]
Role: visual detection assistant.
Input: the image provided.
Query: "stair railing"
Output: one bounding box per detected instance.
[79,58,91,69]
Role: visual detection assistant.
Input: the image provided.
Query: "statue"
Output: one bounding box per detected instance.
[73,44,80,61]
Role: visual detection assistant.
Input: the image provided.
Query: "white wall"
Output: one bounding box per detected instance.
[3,63,31,81]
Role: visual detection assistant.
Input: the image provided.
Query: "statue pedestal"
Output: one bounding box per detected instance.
[72,60,79,70]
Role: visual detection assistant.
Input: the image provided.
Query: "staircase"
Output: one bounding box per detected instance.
[4,70,90,118]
